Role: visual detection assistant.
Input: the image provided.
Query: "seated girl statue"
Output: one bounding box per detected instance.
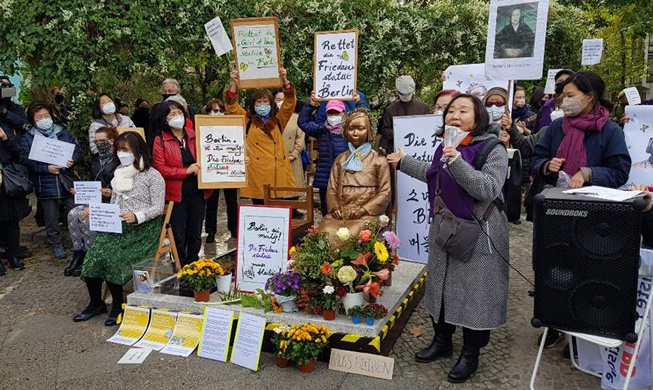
[319,109,391,245]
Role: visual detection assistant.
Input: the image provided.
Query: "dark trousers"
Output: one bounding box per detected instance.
[205,189,238,237]
[435,302,490,350]
[170,192,206,266]
[319,188,328,217]
[0,219,20,257]
[41,197,75,247]
[251,198,264,205]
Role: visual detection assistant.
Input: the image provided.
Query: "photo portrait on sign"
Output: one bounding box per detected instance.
[493,3,538,59]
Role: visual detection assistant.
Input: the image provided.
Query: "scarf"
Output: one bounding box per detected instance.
[97,142,113,166]
[111,158,142,193]
[557,105,609,176]
[37,124,61,139]
[325,121,343,135]
[341,142,372,172]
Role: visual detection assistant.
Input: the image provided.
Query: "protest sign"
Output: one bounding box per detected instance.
[581,38,604,66]
[623,106,653,188]
[198,307,235,362]
[134,309,178,351]
[313,29,358,101]
[160,313,204,357]
[329,349,395,380]
[73,181,102,205]
[442,64,508,102]
[89,203,122,234]
[543,68,561,95]
[28,133,75,167]
[194,115,247,189]
[485,0,550,80]
[205,16,233,56]
[230,312,266,371]
[236,205,291,292]
[107,306,150,346]
[116,127,145,140]
[624,87,642,106]
[394,115,440,264]
[230,17,282,89]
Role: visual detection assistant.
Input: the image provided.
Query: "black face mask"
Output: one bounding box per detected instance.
[54,94,64,104]
[554,82,564,95]
[162,93,174,100]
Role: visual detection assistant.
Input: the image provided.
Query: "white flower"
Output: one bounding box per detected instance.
[337,266,357,284]
[379,215,390,227]
[323,285,335,295]
[336,227,351,241]
[273,325,289,334]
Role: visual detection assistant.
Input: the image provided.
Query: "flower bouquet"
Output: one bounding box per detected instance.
[266,271,301,312]
[177,258,224,302]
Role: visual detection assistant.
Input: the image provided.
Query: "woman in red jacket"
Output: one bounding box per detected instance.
[152,101,212,267]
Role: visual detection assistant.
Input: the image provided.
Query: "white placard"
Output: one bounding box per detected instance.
[623,106,653,188]
[107,306,150,346]
[485,0,550,80]
[442,64,508,102]
[89,203,122,234]
[117,348,152,364]
[314,30,358,101]
[329,349,395,380]
[581,38,604,66]
[198,125,246,183]
[236,205,291,292]
[160,313,204,357]
[624,87,642,106]
[134,309,178,351]
[28,133,75,167]
[73,181,102,204]
[543,68,561,95]
[205,16,233,56]
[394,115,441,264]
[232,24,279,81]
[230,312,266,371]
[198,307,235,362]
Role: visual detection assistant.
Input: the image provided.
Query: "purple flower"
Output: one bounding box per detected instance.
[266,271,302,296]
[382,231,401,249]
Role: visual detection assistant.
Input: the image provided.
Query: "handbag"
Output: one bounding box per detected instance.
[1,163,34,198]
[300,149,311,168]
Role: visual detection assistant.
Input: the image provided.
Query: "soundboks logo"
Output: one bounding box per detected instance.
[545,209,589,217]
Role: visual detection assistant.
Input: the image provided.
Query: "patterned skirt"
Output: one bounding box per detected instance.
[82,216,163,285]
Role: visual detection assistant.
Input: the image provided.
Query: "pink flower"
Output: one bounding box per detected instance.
[382,231,401,249]
[373,269,390,281]
[359,229,372,242]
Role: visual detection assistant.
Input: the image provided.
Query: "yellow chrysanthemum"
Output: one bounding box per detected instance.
[374,241,389,263]
[289,246,296,256]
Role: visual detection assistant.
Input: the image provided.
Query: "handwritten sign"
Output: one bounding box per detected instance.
[205,16,233,56]
[89,203,122,234]
[230,17,282,89]
[117,127,145,140]
[582,38,604,66]
[28,133,75,167]
[230,312,266,371]
[134,309,178,351]
[329,349,395,380]
[107,306,150,346]
[198,307,235,362]
[74,181,102,205]
[236,205,291,292]
[544,68,562,95]
[623,87,642,106]
[313,30,358,101]
[195,115,247,189]
[160,313,204,357]
[394,115,441,264]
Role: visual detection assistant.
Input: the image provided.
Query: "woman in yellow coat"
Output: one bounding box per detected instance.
[225,68,297,202]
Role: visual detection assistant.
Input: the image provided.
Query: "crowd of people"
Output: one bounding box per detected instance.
[0,63,650,383]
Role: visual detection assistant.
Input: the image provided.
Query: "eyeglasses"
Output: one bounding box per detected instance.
[485,101,506,108]
[211,110,223,114]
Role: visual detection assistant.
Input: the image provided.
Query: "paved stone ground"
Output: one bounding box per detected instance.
[0,195,600,389]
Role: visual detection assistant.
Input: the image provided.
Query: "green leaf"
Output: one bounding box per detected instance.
[241,294,263,308]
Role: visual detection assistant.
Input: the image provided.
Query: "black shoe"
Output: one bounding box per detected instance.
[292,210,305,219]
[205,233,215,244]
[528,289,535,297]
[104,317,119,326]
[0,246,31,260]
[69,251,86,277]
[73,303,107,322]
[105,305,123,326]
[0,261,6,276]
[414,336,453,362]
[7,257,24,270]
[447,347,480,383]
[537,330,563,348]
[64,252,80,276]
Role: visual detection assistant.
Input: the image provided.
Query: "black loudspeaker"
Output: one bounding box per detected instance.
[531,187,646,342]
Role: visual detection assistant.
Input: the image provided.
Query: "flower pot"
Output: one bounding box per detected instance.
[322,309,336,321]
[352,315,361,324]
[193,289,211,302]
[365,316,375,325]
[385,271,393,287]
[342,292,364,314]
[276,356,290,368]
[298,359,316,373]
[274,294,298,313]
[216,273,232,293]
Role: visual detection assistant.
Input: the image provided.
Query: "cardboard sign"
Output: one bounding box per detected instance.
[236,205,291,292]
[89,203,122,234]
[194,115,247,189]
[230,17,282,89]
[160,313,204,357]
[329,349,395,380]
[442,63,508,103]
[198,307,235,362]
[73,181,102,205]
[581,38,603,66]
[134,309,178,351]
[107,306,150,346]
[485,0,550,80]
[205,16,233,56]
[313,29,358,101]
[28,133,75,167]
[624,87,642,106]
[116,127,145,140]
[230,312,266,371]
[394,115,440,264]
[544,68,562,95]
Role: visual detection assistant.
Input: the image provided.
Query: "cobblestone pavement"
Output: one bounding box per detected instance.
[0,195,600,389]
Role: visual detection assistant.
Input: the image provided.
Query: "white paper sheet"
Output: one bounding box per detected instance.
[230,312,266,371]
[28,133,75,167]
[89,203,122,234]
[563,186,644,202]
[74,181,102,204]
[581,38,603,66]
[205,16,233,56]
[117,348,152,364]
[624,87,642,106]
[198,307,235,362]
[107,306,150,346]
[160,313,203,357]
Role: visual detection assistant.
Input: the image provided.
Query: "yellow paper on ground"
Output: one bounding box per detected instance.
[134,309,178,351]
[107,306,150,346]
[160,313,204,357]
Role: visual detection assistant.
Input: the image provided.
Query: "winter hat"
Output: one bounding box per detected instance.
[484,87,509,105]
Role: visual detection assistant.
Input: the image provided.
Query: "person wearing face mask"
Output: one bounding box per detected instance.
[538,69,574,130]
[50,86,73,126]
[19,102,82,260]
[64,126,118,277]
[318,109,391,248]
[298,93,361,216]
[152,101,212,269]
[74,132,165,326]
[160,78,196,122]
[511,86,534,122]
[225,67,297,204]
[387,94,509,384]
[88,93,135,155]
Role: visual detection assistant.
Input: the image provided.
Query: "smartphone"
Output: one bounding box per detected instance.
[1,87,16,99]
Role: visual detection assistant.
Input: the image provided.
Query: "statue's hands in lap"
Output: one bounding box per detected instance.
[347,208,367,219]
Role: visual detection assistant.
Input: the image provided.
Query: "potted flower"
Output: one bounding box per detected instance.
[321,285,337,320]
[177,258,224,302]
[271,325,291,367]
[215,249,236,293]
[266,271,301,312]
[347,305,365,324]
[338,264,365,312]
[285,323,330,373]
[362,303,388,325]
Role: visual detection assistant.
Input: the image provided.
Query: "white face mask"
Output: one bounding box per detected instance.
[398,93,413,102]
[36,118,53,130]
[117,151,135,167]
[486,105,504,122]
[168,115,185,129]
[210,111,225,116]
[327,115,342,126]
[102,102,116,115]
[276,101,283,109]
[550,108,565,121]
[434,112,443,129]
